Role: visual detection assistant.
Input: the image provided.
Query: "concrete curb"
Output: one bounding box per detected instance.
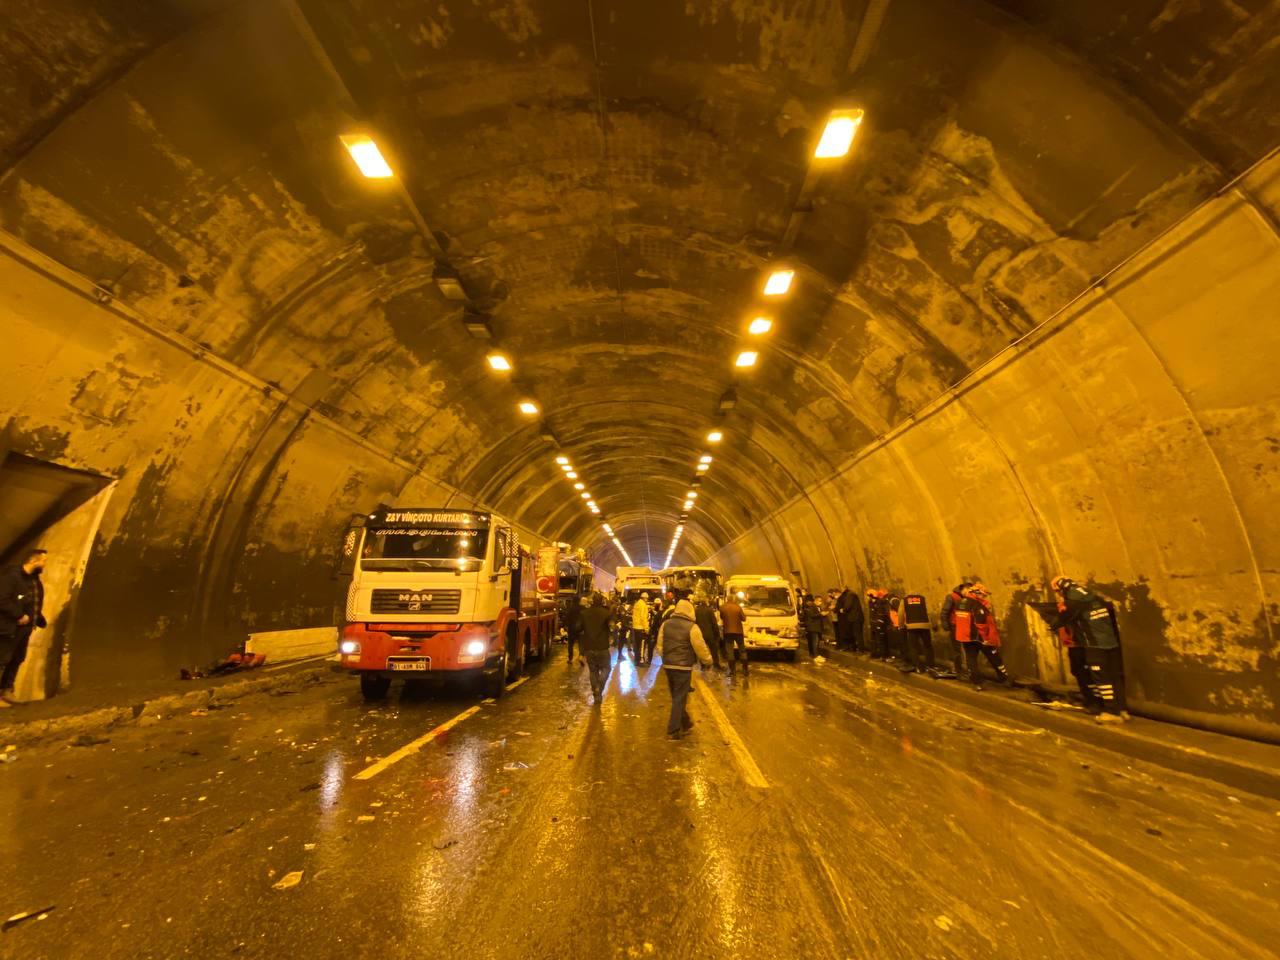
[818,646,1280,801]
[0,663,339,748]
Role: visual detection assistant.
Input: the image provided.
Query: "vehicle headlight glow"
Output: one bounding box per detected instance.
[340,640,361,655]
[463,639,487,657]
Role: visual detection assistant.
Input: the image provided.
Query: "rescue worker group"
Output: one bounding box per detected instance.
[559,575,1129,740]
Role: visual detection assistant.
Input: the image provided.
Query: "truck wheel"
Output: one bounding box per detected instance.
[485,656,507,699]
[360,674,391,701]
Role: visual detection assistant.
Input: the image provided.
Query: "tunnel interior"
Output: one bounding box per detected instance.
[0,0,1277,725]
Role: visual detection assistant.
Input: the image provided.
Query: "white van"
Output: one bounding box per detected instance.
[724,575,801,661]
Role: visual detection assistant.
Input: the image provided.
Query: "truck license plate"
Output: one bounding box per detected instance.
[388,658,429,671]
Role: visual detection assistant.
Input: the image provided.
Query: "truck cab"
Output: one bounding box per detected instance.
[338,508,555,700]
[725,575,801,660]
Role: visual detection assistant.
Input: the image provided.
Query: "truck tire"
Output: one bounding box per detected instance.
[360,673,391,701]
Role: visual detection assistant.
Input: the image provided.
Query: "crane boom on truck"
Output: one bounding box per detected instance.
[336,508,557,700]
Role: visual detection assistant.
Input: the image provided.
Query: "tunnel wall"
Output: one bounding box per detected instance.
[706,154,1280,727]
[0,234,555,693]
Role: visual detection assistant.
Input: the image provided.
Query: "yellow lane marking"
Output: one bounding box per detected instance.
[354,672,532,780]
[693,675,771,789]
[354,705,482,781]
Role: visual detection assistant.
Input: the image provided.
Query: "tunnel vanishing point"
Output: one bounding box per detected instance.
[0,0,1277,732]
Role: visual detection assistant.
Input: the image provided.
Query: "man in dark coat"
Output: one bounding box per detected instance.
[835,586,862,651]
[563,596,585,665]
[0,548,47,705]
[578,592,614,705]
[692,592,722,670]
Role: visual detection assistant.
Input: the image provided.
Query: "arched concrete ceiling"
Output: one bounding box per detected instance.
[1,0,1277,572]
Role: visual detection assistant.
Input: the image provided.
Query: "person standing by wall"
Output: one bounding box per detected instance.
[719,591,748,677]
[940,582,970,675]
[901,592,939,675]
[867,589,891,660]
[0,548,47,706]
[836,585,862,651]
[956,583,1010,690]
[578,592,615,705]
[801,593,824,658]
[1051,577,1128,723]
[657,599,713,739]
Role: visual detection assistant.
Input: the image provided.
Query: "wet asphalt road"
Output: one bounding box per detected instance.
[1,647,1278,960]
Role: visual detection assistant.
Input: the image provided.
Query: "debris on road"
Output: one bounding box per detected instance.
[357,815,376,823]
[70,733,110,747]
[304,843,316,851]
[515,731,532,737]
[934,915,954,932]
[3,906,56,931]
[0,753,17,765]
[433,837,458,850]
[271,871,303,891]
[502,762,530,771]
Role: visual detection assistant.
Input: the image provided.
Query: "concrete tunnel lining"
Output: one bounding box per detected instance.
[0,0,1277,729]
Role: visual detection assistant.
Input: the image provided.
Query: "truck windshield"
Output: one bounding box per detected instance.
[666,569,720,598]
[735,586,794,616]
[360,526,490,572]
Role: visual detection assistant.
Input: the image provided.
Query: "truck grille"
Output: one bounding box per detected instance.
[370,589,461,615]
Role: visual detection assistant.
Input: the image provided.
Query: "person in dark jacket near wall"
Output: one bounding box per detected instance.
[0,548,47,706]
[658,599,713,739]
[940,582,970,674]
[835,586,863,651]
[563,596,585,666]
[801,593,824,658]
[1050,576,1128,724]
[578,592,615,705]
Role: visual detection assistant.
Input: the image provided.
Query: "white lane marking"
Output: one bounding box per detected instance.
[693,675,770,789]
[353,705,482,780]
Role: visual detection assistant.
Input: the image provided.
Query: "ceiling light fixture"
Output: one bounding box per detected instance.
[696,463,709,473]
[748,317,773,336]
[699,455,713,464]
[734,351,758,368]
[706,430,723,443]
[686,491,697,499]
[580,492,591,499]
[486,353,512,372]
[763,269,794,296]
[518,401,539,415]
[555,456,569,465]
[339,134,394,178]
[566,471,578,479]
[574,482,585,490]
[814,109,864,159]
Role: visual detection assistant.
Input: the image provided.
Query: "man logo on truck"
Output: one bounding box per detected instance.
[399,593,434,603]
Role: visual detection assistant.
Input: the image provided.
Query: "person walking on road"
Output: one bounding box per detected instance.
[629,592,651,662]
[801,593,824,658]
[644,597,665,665]
[657,599,713,739]
[564,595,585,666]
[692,589,722,670]
[0,548,47,706]
[719,591,748,676]
[578,592,615,705]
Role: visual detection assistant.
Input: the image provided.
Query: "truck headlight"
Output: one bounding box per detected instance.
[340,640,361,655]
[779,627,800,639]
[463,639,488,657]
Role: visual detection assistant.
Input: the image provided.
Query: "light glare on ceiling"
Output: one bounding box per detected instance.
[814,109,864,159]
[555,456,569,465]
[486,353,512,372]
[763,269,794,296]
[734,351,758,368]
[748,317,773,336]
[699,455,713,464]
[518,401,539,415]
[706,430,723,443]
[574,482,585,490]
[340,135,394,178]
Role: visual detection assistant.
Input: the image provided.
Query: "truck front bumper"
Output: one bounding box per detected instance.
[338,622,501,674]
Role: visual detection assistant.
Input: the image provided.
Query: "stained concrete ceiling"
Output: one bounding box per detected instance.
[1,0,1277,570]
